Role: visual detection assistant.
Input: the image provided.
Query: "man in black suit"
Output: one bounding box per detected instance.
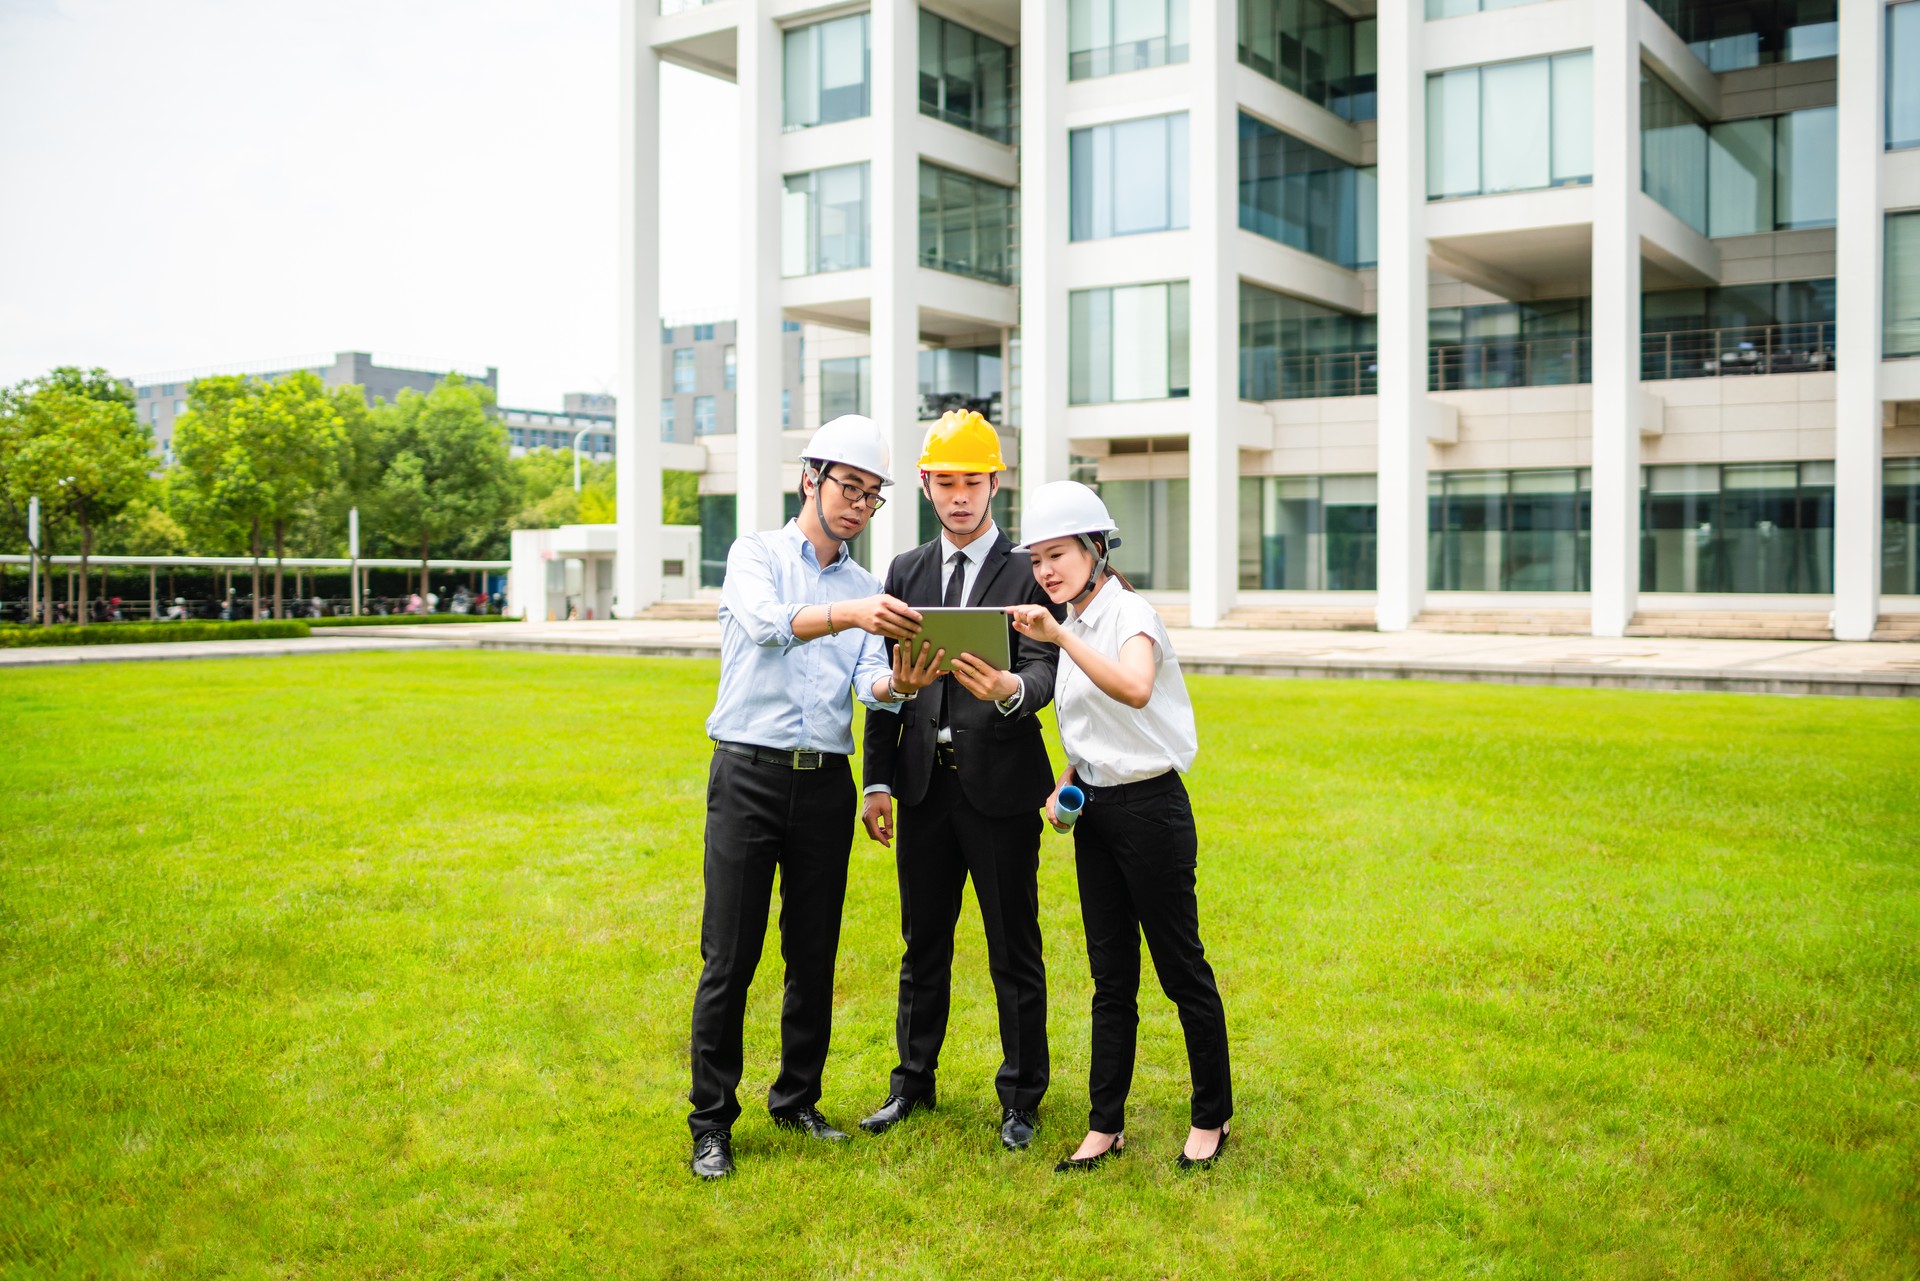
[857,410,1061,1152]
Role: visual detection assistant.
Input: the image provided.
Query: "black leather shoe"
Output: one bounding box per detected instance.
[999,1108,1037,1151]
[769,1105,849,1142]
[1176,1124,1230,1171]
[1053,1133,1125,1173]
[691,1128,734,1180]
[858,1092,935,1135]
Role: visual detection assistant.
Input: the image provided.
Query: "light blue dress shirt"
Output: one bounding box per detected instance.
[705,520,894,755]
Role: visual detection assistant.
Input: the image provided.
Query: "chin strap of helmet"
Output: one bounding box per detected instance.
[1069,532,1119,608]
[805,460,847,545]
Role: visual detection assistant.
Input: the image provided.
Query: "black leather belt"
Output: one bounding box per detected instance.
[714,741,846,771]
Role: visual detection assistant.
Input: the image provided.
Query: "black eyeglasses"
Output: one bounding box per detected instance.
[818,469,886,511]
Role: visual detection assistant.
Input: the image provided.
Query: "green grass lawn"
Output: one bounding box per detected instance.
[2,652,1916,1279]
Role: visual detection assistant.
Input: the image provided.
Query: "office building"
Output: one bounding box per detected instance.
[615,0,1920,639]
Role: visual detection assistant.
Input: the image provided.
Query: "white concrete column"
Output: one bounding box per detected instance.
[1186,0,1239,627]
[614,0,664,616]
[737,1,788,537]
[1018,0,1070,496]
[1833,0,1886,640]
[1588,0,1644,639]
[1375,0,1428,632]
[869,0,923,568]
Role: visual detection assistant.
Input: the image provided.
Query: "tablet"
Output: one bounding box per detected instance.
[903,607,1012,674]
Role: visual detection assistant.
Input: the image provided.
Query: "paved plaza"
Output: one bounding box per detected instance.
[3,618,1916,697]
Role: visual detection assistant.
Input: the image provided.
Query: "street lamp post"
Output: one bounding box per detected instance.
[26,496,39,626]
[572,427,591,492]
[349,506,362,616]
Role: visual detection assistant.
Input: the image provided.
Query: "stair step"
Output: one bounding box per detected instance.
[1626,610,1832,641]
[1414,609,1590,636]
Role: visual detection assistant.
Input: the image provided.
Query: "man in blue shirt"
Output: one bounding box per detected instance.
[689,414,938,1181]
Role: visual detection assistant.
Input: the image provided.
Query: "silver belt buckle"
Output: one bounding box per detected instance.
[792,750,823,770]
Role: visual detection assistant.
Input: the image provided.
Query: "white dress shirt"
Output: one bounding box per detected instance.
[1055,580,1198,788]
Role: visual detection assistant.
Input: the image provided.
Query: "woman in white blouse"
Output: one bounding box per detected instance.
[1006,481,1232,1173]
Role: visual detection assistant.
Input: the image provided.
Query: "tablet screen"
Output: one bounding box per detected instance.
[903,607,1012,674]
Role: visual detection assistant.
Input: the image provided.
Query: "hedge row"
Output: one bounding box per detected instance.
[0,621,311,648]
[308,613,519,628]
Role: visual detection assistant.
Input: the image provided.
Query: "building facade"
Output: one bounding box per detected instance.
[135,351,499,461]
[503,392,620,459]
[616,0,1920,638]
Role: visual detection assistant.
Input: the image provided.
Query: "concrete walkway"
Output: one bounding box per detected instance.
[5,619,1917,696]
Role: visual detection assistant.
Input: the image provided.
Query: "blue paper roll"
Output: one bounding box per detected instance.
[1054,784,1086,830]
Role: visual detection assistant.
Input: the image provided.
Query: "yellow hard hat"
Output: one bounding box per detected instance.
[918,409,1006,474]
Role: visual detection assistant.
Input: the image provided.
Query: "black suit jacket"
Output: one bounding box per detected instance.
[862,532,1062,815]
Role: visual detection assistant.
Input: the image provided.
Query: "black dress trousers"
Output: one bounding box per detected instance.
[1071,770,1232,1135]
[890,762,1049,1111]
[688,748,854,1136]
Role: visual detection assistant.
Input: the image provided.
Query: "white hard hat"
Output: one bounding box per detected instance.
[1012,481,1121,551]
[801,414,893,486]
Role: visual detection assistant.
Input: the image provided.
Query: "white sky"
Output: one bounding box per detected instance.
[0,0,740,412]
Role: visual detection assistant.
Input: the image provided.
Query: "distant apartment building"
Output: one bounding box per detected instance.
[133,351,499,461]
[503,392,619,460]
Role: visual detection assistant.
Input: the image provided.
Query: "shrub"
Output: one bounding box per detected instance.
[0,621,311,648]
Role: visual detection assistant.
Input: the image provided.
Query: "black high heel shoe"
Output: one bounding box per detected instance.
[1053,1133,1125,1173]
[1175,1124,1230,1171]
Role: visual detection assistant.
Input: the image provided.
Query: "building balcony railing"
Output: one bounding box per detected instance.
[1640,323,1836,381]
[1254,324,1837,402]
[659,0,715,14]
[918,390,1001,424]
[919,251,1013,287]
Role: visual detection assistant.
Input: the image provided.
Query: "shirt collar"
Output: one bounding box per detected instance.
[939,522,998,569]
[1068,576,1125,629]
[782,518,851,571]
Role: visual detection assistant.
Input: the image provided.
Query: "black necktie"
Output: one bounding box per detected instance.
[936,550,965,731]
[942,550,967,608]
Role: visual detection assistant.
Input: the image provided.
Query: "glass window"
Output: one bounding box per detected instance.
[660,398,677,442]
[1429,0,1551,13]
[1481,58,1551,194]
[1707,117,1775,236]
[1098,478,1190,589]
[1885,458,1920,596]
[1069,282,1190,404]
[1238,115,1370,267]
[1641,461,1834,593]
[1642,70,1709,233]
[1426,69,1481,198]
[693,323,715,341]
[1071,114,1189,241]
[723,345,737,390]
[1239,474,1378,590]
[1070,0,1188,80]
[1894,3,1920,151]
[920,163,1015,283]
[781,388,792,428]
[1238,0,1373,120]
[919,11,1011,141]
[673,348,696,393]
[661,324,673,345]
[1430,297,1592,390]
[783,164,871,276]
[694,395,717,436]
[1428,469,1592,591]
[1649,0,1838,71]
[1890,213,1920,359]
[784,13,869,130]
[1240,281,1376,400]
[1775,106,1836,229]
[919,346,1003,421]
[821,356,871,420]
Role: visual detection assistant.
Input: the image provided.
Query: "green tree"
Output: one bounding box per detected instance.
[0,368,151,625]
[367,376,514,596]
[173,373,349,618]
[663,470,699,526]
